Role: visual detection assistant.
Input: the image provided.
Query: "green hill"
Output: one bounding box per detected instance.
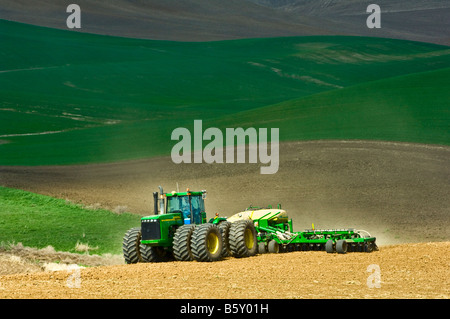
[0,186,140,254]
[0,19,449,165]
[212,67,450,145]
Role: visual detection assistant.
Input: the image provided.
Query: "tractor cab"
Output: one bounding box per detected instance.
[165,190,206,224]
[140,187,207,248]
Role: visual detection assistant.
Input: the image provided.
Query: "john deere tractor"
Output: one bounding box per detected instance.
[122,186,258,263]
[123,187,378,264]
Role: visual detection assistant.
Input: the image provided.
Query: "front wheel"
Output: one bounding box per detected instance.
[123,227,142,264]
[173,224,196,261]
[140,244,171,262]
[191,224,223,262]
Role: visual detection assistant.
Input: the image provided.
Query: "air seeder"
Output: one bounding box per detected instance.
[123,187,377,264]
[228,205,378,254]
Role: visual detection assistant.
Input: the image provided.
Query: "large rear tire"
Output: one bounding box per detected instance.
[229,220,258,258]
[191,224,223,262]
[123,227,142,264]
[173,224,196,261]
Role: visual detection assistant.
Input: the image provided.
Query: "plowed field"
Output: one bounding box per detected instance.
[0,242,448,299]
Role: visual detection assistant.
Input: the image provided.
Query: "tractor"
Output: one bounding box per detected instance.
[123,187,378,264]
[122,186,258,263]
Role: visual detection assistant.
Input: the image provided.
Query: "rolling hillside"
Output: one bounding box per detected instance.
[213,67,450,145]
[0,19,449,165]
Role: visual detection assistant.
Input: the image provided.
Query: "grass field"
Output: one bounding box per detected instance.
[0,186,140,255]
[1,19,449,165]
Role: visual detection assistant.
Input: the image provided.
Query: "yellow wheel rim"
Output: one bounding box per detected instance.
[207,232,219,254]
[244,228,254,250]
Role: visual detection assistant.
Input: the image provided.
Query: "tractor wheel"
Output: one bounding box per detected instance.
[123,227,142,264]
[218,221,232,257]
[336,240,348,254]
[268,240,279,253]
[173,224,196,261]
[191,224,223,262]
[229,220,258,258]
[325,240,335,253]
[140,244,170,262]
[258,242,267,254]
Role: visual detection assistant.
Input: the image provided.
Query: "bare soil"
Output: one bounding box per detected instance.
[0,140,449,299]
[0,242,448,299]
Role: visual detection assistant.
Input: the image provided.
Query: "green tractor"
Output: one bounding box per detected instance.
[123,187,378,264]
[122,186,258,263]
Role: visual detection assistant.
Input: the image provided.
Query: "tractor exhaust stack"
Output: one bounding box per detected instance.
[153,192,159,215]
[158,186,165,215]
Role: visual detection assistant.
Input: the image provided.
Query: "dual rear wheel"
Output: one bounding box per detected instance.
[228,220,258,258]
[173,223,223,262]
[173,219,258,262]
[190,223,223,262]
